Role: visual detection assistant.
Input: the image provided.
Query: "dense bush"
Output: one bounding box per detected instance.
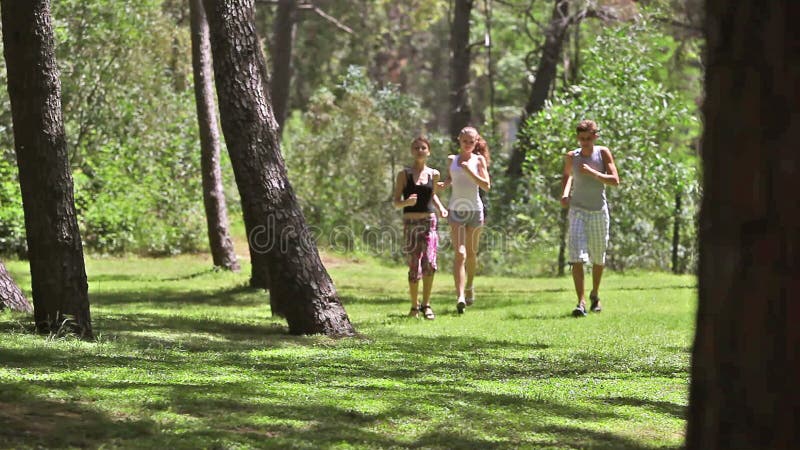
[282,66,437,258]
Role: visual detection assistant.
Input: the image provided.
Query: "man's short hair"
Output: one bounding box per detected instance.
[576,119,599,134]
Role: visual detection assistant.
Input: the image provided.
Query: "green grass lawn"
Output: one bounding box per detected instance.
[0,253,696,449]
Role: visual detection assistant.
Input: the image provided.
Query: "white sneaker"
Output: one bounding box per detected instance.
[464,287,475,306]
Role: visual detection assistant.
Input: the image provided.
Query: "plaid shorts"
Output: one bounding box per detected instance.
[403,214,438,282]
[568,206,610,266]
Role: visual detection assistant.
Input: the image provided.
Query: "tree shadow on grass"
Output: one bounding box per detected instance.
[0,328,684,450]
[340,294,411,305]
[0,376,668,449]
[89,268,218,283]
[94,312,296,353]
[535,425,682,450]
[137,382,630,449]
[164,381,664,449]
[0,384,159,449]
[600,397,687,420]
[90,284,266,308]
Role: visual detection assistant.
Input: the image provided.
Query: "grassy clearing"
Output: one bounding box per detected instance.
[0,253,695,449]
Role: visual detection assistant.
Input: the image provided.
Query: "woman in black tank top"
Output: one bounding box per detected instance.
[392,136,448,319]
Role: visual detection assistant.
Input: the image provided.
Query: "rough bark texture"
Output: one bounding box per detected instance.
[449,0,473,141]
[0,260,32,313]
[1,0,92,338]
[506,0,570,177]
[190,0,240,273]
[269,0,296,135]
[202,0,354,336]
[687,1,800,448]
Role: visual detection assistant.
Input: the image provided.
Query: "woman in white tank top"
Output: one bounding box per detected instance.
[439,127,491,314]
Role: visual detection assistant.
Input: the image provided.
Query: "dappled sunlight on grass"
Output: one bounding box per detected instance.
[0,254,693,449]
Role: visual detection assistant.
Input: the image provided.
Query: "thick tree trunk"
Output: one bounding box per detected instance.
[506,0,570,177]
[0,260,32,313]
[190,0,240,273]
[0,0,93,338]
[449,0,473,141]
[202,0,354,336]
[269,0,296,135]
[687,1,800,448]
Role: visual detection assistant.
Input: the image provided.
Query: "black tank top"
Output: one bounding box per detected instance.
[402,168,435,214]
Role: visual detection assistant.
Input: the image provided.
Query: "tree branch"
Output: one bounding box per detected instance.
[298,3,353,34]
[652,16,703,37]
[254,0,353,34]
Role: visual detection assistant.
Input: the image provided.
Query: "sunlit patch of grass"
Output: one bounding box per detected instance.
[0,254,694,449]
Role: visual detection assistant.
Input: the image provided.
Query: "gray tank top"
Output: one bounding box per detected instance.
[570,147,607,211]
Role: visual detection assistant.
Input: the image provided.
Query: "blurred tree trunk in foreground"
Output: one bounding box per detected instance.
[687,0,799,448]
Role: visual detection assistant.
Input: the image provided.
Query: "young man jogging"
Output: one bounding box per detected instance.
[560,120,620,316]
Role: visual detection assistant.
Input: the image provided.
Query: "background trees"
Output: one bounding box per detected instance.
[0,0,704,278]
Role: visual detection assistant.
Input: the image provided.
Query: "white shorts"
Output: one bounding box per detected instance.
[568,206,610,266]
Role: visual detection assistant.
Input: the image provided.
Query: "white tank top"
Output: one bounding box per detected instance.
[448,154,483,211]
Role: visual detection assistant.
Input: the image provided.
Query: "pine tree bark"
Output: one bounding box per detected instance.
[0,0,93,338]
[0,260,32,313]
[449,0,473,141]
[190,0,240,272]
[269,0,297,135]
[506,0,570,177]
[202,0,354,335]
[687,0,800,448]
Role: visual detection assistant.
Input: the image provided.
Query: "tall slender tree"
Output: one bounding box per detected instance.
[202,0,354,335]
[449,0,474,141]
[687,0,799,448]
[1,0,92,338]
[0,260,32,313]
[506,0,570,177]
[269,0,297,135]
[189,0,240,273]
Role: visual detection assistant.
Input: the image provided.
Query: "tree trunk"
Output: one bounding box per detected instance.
[449,0,473,141]
[269,0,297,135]
[687,1,800,448]
[190,0,241,273]
[202,0,354,336]
[506,0,570,177]
[0,0,93,339]
[557,207,568,276]
[671,191,681,274]
[0,260,32,313]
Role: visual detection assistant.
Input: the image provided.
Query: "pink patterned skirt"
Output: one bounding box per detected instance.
[403,214,438,282]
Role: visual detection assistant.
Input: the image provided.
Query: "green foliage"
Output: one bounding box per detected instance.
[0,0,211,256]
[0,255,694,448]
[283,66,433,255]
[513,20,701,273]
[0,157,25,256]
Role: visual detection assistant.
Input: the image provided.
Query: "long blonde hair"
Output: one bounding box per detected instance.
[459,127,491,167]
